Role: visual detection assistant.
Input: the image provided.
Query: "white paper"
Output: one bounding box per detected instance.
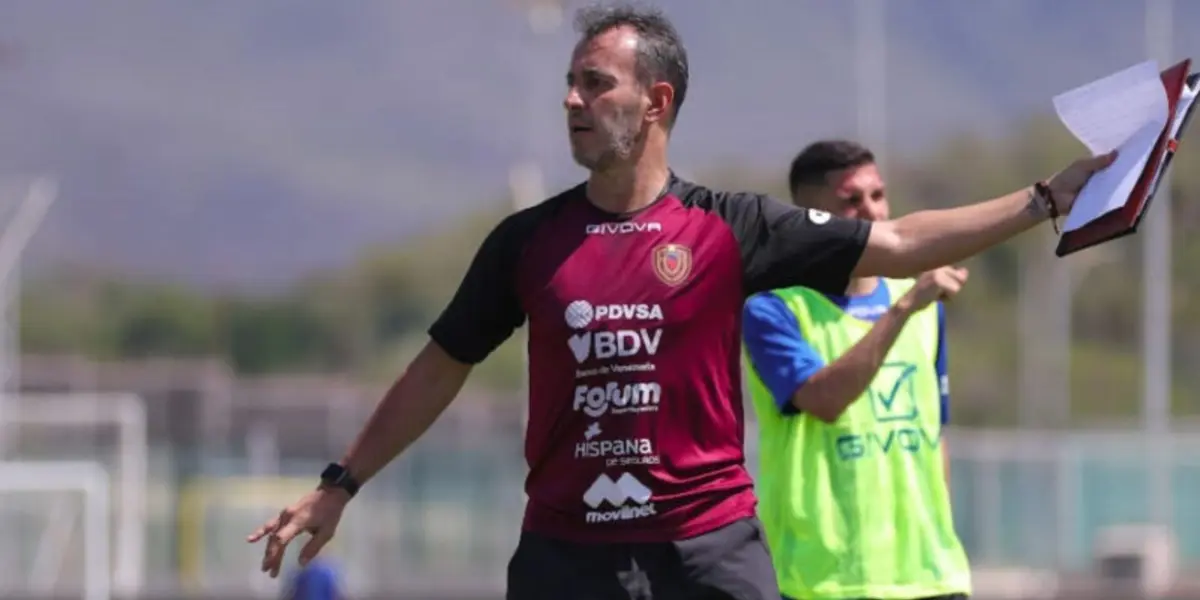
[1053,60,1169,232]
[1169,77,1199,138]
[1146,77,1199,188]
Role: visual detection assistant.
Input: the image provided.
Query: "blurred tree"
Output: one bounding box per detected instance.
[108,284,217,358]
[219,297,332,374]
[14,116,1200,424]
[20,270,106,355]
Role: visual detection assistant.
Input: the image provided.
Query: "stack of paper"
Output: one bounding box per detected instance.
[1052,60,1169,232]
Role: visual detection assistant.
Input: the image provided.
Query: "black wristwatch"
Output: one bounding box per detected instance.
[319,463,361,498]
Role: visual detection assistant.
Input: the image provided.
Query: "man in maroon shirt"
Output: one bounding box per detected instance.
[248,4,1113,599]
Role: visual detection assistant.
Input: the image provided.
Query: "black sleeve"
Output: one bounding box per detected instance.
[712,192,872,296]
[427,212,530,365]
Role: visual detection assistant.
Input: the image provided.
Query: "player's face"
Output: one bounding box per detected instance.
[816,163,889,222]
[564,27,649,171]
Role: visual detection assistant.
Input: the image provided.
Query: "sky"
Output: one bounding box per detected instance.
[0,0,1195,288]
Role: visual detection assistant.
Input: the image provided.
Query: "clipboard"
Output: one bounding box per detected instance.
[1055,59,1199,257]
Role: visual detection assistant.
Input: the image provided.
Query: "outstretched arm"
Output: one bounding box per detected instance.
[716,151,1114,299]
[856,188,1040,278]
[854,152,1116,278]
[336,208,531,484]
[248,211,531,579]
[337,341,471,484]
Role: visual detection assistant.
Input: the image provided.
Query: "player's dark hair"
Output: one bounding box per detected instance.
[787,140,876,196]
[574,3,690,126]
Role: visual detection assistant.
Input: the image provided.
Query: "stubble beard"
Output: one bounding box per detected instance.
[572,106,642,172]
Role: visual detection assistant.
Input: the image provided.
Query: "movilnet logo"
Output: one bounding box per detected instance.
[583,472,652,509]
[652,243,692,287]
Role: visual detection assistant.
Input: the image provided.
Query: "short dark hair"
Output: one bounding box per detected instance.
[787,140,876,195]
[574,3,690,125]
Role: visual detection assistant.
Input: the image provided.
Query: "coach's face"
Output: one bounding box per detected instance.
[815,163,889,222]
[564,26,668,171]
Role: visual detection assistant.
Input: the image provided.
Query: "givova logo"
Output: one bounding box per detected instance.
[585,222,663,235]
[834,360,938,461]
[582,472,656,523]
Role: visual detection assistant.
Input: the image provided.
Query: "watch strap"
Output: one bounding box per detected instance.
[319,463,360,498]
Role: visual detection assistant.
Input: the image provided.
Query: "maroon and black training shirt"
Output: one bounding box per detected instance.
[429,174,871,543]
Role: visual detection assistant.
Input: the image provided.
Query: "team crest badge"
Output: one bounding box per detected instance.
[652,243,692,286]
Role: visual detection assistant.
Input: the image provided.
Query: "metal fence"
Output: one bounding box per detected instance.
[6,408,1200,597]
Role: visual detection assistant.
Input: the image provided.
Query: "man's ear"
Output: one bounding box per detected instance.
[645,81,675,125]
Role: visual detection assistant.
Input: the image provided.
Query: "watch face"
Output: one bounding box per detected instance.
[321,464,344,482]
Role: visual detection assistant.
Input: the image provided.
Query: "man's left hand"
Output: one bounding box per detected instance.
[1045,151,1118,215]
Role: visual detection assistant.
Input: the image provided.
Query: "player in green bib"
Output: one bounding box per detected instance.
[743,141,972,600]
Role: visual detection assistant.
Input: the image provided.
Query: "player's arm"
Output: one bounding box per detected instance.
[743,293,914,423]
[854,187,1043,278]
[246,211,530,578]
[335,343,470,485]
[936,302,952,486]
[793,302,917,423]
[336,213,528,486]
[717,153,1113,294]
[853,152,1115,278]
[742,294,824,416]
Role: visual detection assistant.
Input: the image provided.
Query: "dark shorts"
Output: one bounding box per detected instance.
[829,595,968,600]
[506,517,779,600]
[785,592,969,600]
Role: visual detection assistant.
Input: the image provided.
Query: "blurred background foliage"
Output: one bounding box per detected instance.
[18,116,1200,427]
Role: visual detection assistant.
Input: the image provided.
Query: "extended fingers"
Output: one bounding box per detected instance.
[247,516,281,543]
[267,520,311,577]
[273,519,306,547]
[258,509,302,578]
[298,528,334,568]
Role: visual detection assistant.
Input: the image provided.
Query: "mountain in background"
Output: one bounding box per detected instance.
[0,0,1195,289]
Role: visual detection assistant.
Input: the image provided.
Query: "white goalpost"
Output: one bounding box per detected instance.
[0,173,142,600]
[0,393,148,597]
[0,176,56,414]
[0,461,111,600]
[0,170,129,600]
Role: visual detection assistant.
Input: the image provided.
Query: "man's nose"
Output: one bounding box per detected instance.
[872,202,890,222]
[563,86,584,111]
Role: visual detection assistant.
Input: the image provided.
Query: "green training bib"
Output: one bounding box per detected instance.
[745,279,971,599]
